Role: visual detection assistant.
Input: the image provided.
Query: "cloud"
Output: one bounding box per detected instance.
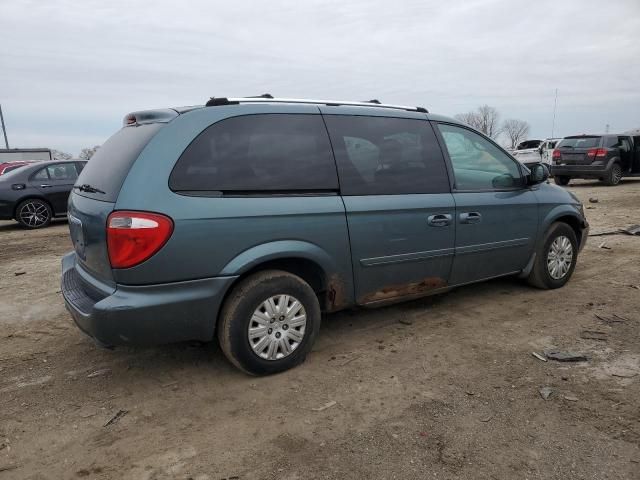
[1,0,639,153]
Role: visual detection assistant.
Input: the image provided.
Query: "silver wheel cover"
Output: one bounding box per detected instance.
[248,294,307,360]
[547,235,573,280]
[19,201,50,227]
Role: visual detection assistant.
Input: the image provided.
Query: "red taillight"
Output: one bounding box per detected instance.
[107,211,173,269]
[552,149,561,159]
[587,148,607,158]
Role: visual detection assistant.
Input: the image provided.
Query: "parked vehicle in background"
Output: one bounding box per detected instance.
[0,160,87,228]
[0,148,52,162]
[538,138,562,166]
[511,139,543,166]
[0,161,39,175]
[61,96,588,375]
[551,134,640,186]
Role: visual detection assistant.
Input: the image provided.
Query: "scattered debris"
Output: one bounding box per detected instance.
[563,394,579,402]
[87,368,112,378]
[398,318,413,326]
[580,330,608,341]
[588,197,599,203]
[419,431,428,437]
[543,349,588,362]
[589,224,640,237]
[161,381,178,388]
[0,464,19,473]
[598,242,611,250]
[103,409,128,427]
[312,400,337,412]
[595,313,628,324]
[539,387,554,400]
[611,371,638,379]
[629,284,640,290]
[14,271,26,276]
[339,355,361,367]
[532,351,547,362]
[480,414,493,422]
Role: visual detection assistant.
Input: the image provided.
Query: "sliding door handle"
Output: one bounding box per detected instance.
[460,212,482,224]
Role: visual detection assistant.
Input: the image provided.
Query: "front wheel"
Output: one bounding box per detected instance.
[603,163,622,186]
[16,199,52,229]
[527,222,578,289]
[217,270,321,375]
[554,175,570,186]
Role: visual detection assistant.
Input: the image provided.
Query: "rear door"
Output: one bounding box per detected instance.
[323,111,455,304]
[41,162,79,213]
[556,136,602,165]
[435,123,538,285]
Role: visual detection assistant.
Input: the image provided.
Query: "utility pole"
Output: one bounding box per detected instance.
[0,104,9,149]
[551,88,558,139]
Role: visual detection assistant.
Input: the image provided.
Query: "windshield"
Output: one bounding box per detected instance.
[0,164,31,178]
[558,136,601,149]
[516,140,542,150]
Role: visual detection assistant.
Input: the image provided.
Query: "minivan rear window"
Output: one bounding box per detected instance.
[558,136,601,149]
[170,114,338,194]
[75,123,163,202]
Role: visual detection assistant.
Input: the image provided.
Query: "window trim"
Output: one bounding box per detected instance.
[433,121,528,193]
[169,112,340,197]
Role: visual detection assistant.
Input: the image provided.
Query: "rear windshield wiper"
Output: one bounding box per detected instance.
[74,184,106,194]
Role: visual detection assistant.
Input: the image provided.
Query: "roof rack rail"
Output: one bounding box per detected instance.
[204,96,428,113]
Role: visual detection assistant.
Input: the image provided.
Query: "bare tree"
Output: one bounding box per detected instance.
[502,119,530,149]
[79,145,100,160]
[454,105,501,139]
[51,149,72,160]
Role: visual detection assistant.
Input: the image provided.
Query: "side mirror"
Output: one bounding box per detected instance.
[528,163,549,185]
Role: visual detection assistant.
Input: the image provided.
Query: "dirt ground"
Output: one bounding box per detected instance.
[1,179,639,480]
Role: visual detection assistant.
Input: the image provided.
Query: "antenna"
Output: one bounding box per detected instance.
[551,88,558,138]
[0,104,9,149]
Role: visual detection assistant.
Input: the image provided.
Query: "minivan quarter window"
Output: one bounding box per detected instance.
[170,114,338,193]
[437,123,522,191]
[324,115,450,195]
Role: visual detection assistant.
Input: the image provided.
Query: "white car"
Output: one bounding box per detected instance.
[538,138,562,166]
[511,139,543,165]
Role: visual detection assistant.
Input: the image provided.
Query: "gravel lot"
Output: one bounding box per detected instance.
[1,180,639,480]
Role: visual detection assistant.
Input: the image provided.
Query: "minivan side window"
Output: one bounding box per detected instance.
[170,114,338,193]
[437,124,522,191]
[323,116,450,195]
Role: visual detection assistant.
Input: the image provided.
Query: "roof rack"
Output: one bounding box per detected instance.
[204,96,428,113]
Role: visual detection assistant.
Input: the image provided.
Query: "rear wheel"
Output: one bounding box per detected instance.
[217,270,321,375]
[554,176,570,186]
[527,222,578,289]
[603,163,622,186]
[16,199,52,229]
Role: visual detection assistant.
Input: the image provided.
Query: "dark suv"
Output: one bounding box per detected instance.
[551,134,640,186]
[61,96,588,375]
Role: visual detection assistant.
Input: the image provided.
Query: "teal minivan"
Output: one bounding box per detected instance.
[62,96,588,375]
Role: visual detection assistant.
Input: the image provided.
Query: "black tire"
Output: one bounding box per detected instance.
[217,270,321,375]
[527,222,578,289]
[554,176,570,186]
[603,163,622,186]
[15,198,52,229]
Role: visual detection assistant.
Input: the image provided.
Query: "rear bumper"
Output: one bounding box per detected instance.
[551,164,607,178]
[61,252,237,346]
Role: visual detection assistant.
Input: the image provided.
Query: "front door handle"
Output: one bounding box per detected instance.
[427,214,452,227]
[40,184,53,188]
[460,212,482,224]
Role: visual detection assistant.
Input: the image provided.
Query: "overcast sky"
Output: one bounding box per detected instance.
[2,0,639,155]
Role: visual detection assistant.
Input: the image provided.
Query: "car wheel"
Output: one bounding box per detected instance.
[527,222,578,289]
[604,163,622,186]
[217,270,321,375]
[16,199,52,229]
[554,176,570,186]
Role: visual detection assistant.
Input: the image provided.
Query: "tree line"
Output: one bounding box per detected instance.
[51,145,100,161]
[454,105,531,149]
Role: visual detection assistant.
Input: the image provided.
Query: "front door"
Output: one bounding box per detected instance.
[435,123,538,285]
[322,112,455,304]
